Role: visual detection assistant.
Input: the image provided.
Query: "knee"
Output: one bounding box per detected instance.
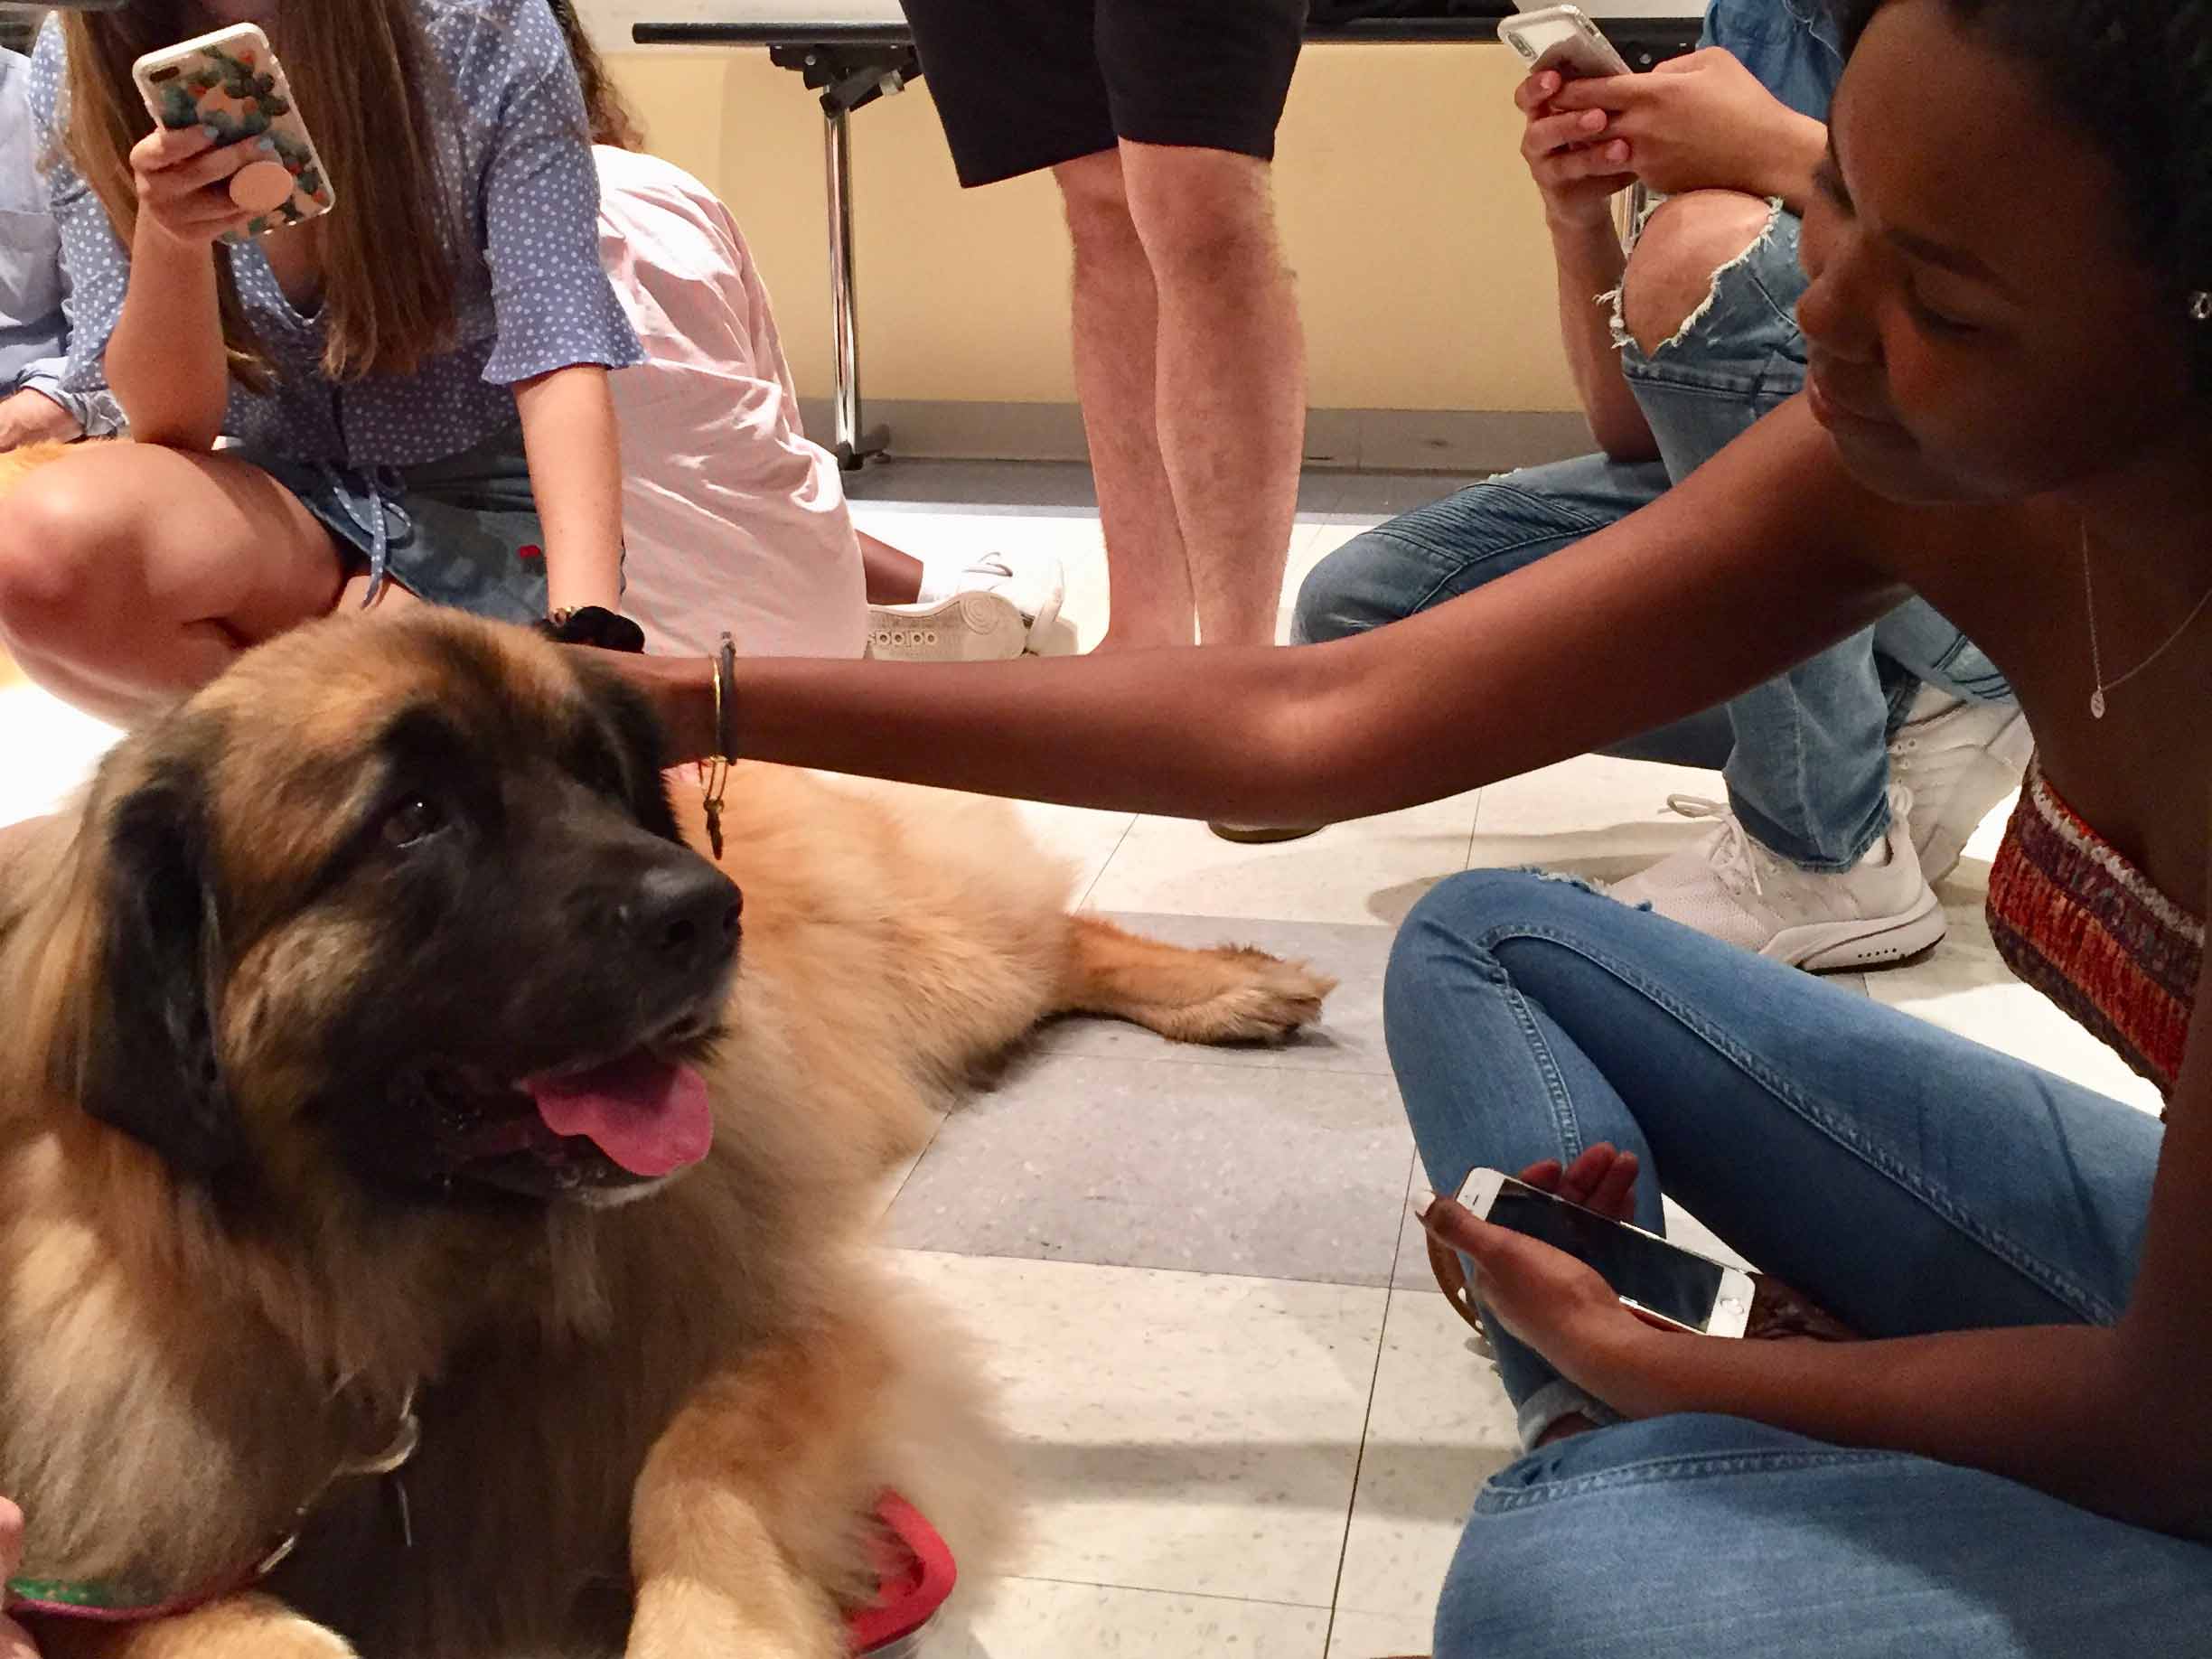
[1120,154,1281,289]
[0,462,125,641]
[1619,189,1778,357]
[1055,153,1140,263]
[1290,534,1395,644]
[1386,870,1558,1013]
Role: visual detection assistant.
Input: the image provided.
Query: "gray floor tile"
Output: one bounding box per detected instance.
[1036,913,1397,1076]
[1320,472,1483,520]
[888,1054,1416,1286]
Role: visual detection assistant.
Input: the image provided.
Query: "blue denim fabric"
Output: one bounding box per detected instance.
[1439,1415,2212,1658]
[236,426,557,624]
[1381,867,2209,1656]
[1701,0,1844,122]
[1294,218,2010,869]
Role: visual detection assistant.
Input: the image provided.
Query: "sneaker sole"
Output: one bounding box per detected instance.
[1026,613,1080,657]
[1764,885,1947,973]
[1208,822,1324,844]
[867,593,1027,662]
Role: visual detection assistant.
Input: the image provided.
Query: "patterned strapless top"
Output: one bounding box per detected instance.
[1985,761,2204,1107]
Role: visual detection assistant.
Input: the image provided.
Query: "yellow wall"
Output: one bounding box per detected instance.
[604,43,1580,414]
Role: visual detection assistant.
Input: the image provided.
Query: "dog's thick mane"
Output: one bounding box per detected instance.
[0,736,903,1620]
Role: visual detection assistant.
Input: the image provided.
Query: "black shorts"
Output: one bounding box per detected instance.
[902,0,1308,189]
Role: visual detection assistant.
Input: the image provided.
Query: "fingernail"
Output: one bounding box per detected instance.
[257,136,277,153]
[1410,1187,1438,1222]
[202,123,222,140]
[1583,109,1607,129]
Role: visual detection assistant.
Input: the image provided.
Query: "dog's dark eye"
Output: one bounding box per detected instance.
[380,795,446,850]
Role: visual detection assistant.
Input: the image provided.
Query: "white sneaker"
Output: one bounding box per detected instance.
[873,550,1075,657]
[1888,690,2033,883]
[865,591,1029,662]
[1606,788,1945,970]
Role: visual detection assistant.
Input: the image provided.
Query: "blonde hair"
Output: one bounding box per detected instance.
[59,2,464,386]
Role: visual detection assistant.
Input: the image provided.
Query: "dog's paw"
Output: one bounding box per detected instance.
[1164,946,1337,1045]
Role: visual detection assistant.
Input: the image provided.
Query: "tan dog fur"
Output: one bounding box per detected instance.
[0,607,1332,1659]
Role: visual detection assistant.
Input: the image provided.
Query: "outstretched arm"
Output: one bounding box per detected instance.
[614,400,1965,825]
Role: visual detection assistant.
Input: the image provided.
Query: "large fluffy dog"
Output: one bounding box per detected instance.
[0,611,1331,1657]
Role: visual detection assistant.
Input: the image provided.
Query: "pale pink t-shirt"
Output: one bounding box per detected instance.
[595,145,867,660]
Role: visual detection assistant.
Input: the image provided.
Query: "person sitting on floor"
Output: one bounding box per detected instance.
[578,4,2212,1648]
[0,42,120,455]
[552,3,1072,663]
[1292,0,2032,968]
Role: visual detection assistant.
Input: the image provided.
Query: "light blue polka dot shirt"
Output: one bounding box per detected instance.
[30,0,643,467]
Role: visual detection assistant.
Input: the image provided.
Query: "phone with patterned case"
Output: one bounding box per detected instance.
[131,23,335,245]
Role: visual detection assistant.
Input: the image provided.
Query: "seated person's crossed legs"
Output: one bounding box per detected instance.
[1299,190,2029,968]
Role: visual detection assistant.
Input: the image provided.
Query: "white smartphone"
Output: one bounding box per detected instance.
[1456,1167,1754,1338]
[1497,5,1636,80]
[132,23,336,244]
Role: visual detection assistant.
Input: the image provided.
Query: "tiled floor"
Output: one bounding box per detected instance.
[0,462,2165,1657]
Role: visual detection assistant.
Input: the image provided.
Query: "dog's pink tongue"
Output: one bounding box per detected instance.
[529,1054,713,1177]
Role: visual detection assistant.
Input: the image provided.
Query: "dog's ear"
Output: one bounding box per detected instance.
[61,766,245,1178]
[575,659,683,844]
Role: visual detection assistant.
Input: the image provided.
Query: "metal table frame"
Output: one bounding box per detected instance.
[630,15,1704,468]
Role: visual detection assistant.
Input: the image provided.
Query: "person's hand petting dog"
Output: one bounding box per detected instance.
[1,1497,39,1659]
[1547,47,1830,211]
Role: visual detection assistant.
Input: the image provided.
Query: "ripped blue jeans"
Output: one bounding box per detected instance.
[1384,868,2210,1656]
[1294,206,2012,870]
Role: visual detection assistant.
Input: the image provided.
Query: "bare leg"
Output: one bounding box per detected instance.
[857,530,923,605]
[1054,149,1195,651]
[1119,141,1305,650]
[0,445,344,727]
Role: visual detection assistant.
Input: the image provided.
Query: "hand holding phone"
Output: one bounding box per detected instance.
[131,23,334,246]
[1504,8,1636,227]
[124,122,274,248]
[1452,1163,1754,1338]
[1514,66,1635,229]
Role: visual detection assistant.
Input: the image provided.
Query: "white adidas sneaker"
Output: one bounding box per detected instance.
[868,549,1075,659]
[1888,690,2033,883]
[1606,787,1945,970]
[865,590,1030,663]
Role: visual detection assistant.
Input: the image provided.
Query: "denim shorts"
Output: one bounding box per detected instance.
[237,426,551,625]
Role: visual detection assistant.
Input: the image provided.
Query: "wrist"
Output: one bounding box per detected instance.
[1545,201,1624,240]
[543,550,623,618]
[1756,112,1830,211]
[1567,1308,1681,1411]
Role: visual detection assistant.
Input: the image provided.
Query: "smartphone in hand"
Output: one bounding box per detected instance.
[1498,5,1636,81]
[1457,1167,1755,1337]
[132,22,335,244]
